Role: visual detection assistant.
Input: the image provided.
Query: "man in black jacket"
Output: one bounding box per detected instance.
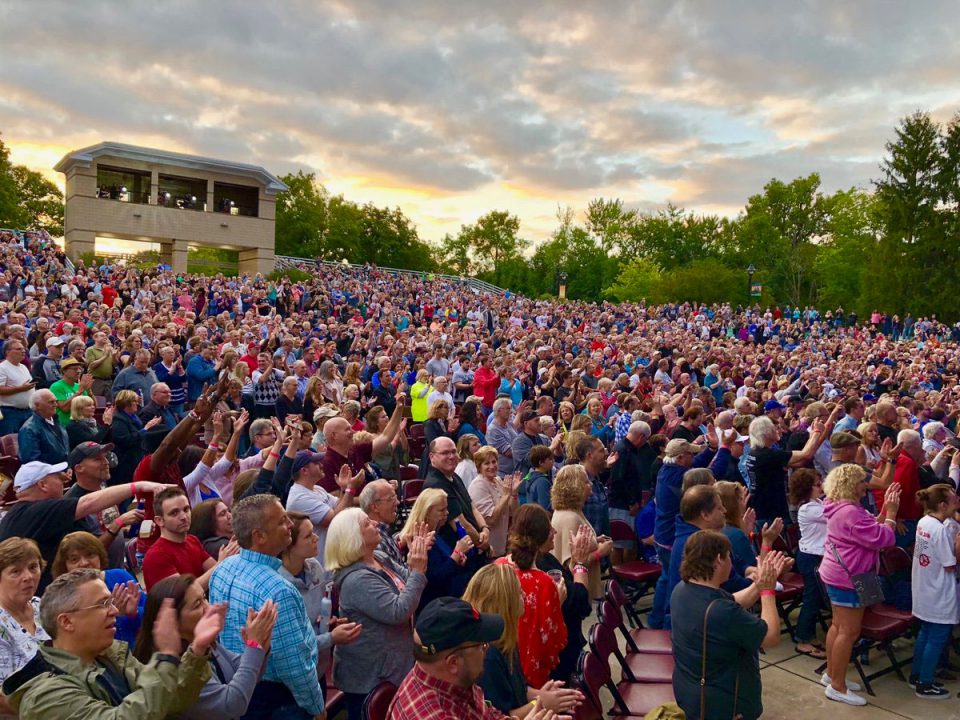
[609,420,657,564]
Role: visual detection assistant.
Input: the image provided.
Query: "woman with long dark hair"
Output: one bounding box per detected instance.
[133,574,276,720]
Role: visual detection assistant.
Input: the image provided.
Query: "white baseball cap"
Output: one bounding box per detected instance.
[14,461,68,493]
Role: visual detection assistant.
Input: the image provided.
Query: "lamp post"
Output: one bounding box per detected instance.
[558,271,568,300]
[746,263,756,307]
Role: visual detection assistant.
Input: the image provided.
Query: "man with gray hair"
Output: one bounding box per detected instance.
[210,494,324,719]
[609,420,657,564]
[890,428,927,548]
[18,389,69,464]
[0,339,35,435]
[4,569,217,720]
[359,479,404,565]
[111,349,158,401]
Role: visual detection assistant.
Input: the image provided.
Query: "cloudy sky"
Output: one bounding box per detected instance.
[2,1,960,246]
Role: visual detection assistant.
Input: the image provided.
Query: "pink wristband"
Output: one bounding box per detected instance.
[245,639,263,650]
[129,482,137,496]
[759,590,776,598]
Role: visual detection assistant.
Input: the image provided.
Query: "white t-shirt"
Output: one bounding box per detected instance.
[912,515,959,624]
[286,483,337,566]
[797,499,827,556]
[0,360,34,408]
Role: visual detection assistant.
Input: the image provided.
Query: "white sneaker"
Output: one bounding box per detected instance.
[825,685,867,706]
[820,673,862,692]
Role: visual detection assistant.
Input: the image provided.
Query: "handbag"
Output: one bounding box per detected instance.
[829,542,885,606]
[700,599,741,720]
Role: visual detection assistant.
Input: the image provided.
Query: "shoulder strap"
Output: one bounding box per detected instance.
[829,541,853,577]
[700,599,720,720]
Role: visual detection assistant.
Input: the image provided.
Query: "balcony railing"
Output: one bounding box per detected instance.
[157,193,206,211]
[96,187,150,204]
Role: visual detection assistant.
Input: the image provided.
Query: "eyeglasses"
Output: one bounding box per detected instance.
[432,450,457,456]
[373,495,399,504]
[456,641,489,654]
[68,597,117,613]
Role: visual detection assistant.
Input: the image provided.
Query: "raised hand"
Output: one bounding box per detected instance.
[241,599,277,651]
[110,580,141,617]
[191,602,228,655]
[233,409,250,435]
[145,416,163,430]
[218,538,240,561]
[741,507,757,534]
[153,598,182,655]
[407,534,428,574]
[760,517,783,547]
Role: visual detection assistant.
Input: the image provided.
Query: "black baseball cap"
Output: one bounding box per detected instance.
[68,442,115,468]
[415,597,505,656]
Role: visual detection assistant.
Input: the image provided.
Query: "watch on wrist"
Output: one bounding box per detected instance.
[155,653,181,666]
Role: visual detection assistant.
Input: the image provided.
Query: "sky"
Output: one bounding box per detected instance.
[2,0,960,249]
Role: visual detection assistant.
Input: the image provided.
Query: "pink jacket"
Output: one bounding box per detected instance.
[818,500,896,590]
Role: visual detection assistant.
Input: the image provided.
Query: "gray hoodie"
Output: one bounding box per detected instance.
[332,551,427,694]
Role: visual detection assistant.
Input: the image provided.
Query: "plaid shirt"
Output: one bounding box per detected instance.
[583,471,610,537]
[379,522,406,566]
[615,411,632,444]
[209,549,323,715]
[388,663,505,720]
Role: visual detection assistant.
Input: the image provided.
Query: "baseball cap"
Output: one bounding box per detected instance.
[415,597,505,656]
[863,393,877,403]
[68,442,116,468]
[830,432,860,449]
[664,439,700,458]
[14,461,68,493]
[519,410,539,423]
[292,450,324,475]
[60,357,84,370]
[764,399,786,413]
[46,336,65,347]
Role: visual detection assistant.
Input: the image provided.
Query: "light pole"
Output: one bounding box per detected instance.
[746,263,756,307]
[558,271,568,300]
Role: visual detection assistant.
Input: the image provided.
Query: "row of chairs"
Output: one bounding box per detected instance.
[577,580,677,717]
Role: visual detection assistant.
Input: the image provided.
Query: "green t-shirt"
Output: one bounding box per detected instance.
[49,379,81,425]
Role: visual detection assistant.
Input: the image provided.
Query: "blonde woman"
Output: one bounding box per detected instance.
[467,446,522,557]
[557,401,576,434]
[65,394,114,448]
[455,433,481,488]
[463,564,583,717]
[399,489,476,612]
[818,464,901,706]
[550,465,611,599]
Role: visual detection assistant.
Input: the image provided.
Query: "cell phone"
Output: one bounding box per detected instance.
[947,438,960,450]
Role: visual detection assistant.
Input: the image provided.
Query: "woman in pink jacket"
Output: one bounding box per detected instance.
[818,463,901,707]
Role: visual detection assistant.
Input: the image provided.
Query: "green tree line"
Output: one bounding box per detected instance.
[0,133,64,235]
[272,110,960,321]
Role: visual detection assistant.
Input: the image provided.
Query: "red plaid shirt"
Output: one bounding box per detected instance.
[388,664,506,720]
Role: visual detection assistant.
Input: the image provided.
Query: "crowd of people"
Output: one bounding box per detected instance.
[0,225,958,718]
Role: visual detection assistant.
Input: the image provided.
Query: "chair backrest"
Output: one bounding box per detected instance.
[879,545,912,576]
[578,649,611,712]
[362,681,398,720]
[598,599,640,653]
[402,479,424,503]
[408,423,425,439]
[589,622,635,682]
[606,578,628,609]
[609,518,636,543]
[0,433,18,458]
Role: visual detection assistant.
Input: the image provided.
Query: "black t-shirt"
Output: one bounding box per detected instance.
[671,425,699,442]
[0,498,81,592]
[64,483,100,536]
[670,582,766,720]
[478,645,527,714]
[745,447,792,520]
[423,467,480,530]
[877,423,898,446]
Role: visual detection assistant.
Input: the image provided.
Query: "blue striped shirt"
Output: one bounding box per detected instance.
[209,549,323,714]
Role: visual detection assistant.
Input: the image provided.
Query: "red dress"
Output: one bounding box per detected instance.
[495,558,567,687]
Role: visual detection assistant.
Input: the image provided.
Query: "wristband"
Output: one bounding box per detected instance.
[129,482,137,496]
[453,549,466,561]
[344,487,358,497]
[116,518,125,529]
[209,442,222,451]
[759,590,776,598]
[245,639,264,650]
[760,545,772,552]
[573,564,589,575]
[883,517,897,525]
[155,653,181,666]
[593,550,601,563]
[269,451,281,459]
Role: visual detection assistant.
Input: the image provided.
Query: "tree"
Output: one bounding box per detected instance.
[0,134,64,234]
[605,257,661,302]
[737,174,828,306]
[457,211,527,286]
[870,112,944,316]
[275,171,328,257]
[12,166,63,235]
[814,189,878,314]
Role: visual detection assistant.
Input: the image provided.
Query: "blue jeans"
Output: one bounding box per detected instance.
[794,550,824,643]
[912,621,953,684]
[648,545,671,629]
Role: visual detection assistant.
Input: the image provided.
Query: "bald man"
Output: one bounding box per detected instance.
[320,393,407,493]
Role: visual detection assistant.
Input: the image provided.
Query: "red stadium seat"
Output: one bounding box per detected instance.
[361,681,397,720]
